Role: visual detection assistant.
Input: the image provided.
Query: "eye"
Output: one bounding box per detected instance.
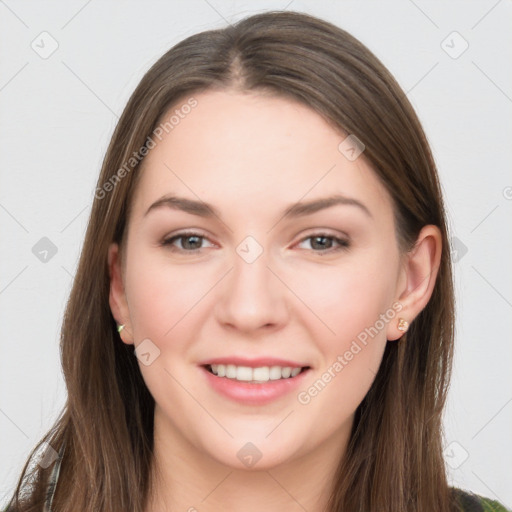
[296,232,350,253]
[161,231,214,252]
[161,231,350,254]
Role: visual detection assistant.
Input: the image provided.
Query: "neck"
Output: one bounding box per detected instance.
[144,408,352,512]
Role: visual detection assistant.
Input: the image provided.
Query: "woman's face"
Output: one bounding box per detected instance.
[110,89,408,470]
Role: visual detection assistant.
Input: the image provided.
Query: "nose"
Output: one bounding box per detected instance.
[215,243,289,334]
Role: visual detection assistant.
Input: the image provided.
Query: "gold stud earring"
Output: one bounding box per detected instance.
[397,318,409,332]
[117,324,125,333]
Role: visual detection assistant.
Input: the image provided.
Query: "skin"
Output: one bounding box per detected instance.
[108,89,441,512]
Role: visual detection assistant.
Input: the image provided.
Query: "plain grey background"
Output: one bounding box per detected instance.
[1,0,511,508]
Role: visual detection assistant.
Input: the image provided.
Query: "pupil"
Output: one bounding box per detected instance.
[184,235,201,249]
[312,236,331,250]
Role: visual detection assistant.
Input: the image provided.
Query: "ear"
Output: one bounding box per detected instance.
[387,225,442,341]
[108,242,134,345]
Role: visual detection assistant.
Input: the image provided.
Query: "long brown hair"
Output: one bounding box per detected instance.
[8,10,457,512]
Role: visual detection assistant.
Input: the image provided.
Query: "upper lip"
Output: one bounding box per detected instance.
[199,357,311,369]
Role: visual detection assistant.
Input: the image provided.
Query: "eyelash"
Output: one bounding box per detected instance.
[161,231,350,254]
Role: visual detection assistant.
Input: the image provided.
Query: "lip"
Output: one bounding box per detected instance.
[200,365,312,405]
[198,356,311,368]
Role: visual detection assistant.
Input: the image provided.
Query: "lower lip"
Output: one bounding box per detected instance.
[200,366,311,405]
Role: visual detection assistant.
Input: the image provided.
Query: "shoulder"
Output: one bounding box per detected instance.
[451,487,511,512]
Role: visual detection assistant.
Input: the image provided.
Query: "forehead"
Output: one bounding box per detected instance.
[130,89,393,223]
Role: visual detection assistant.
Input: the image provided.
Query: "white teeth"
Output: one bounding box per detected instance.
[236,366,253,381]
[209,364,305,382]
[291,367,301,377]
[225,364,237,379]
[269,366,283,380]
[253,366,269,381]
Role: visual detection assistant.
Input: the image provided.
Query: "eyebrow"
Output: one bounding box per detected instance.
[144,193,372,220]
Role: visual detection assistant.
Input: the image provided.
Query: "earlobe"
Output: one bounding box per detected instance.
[107,243,134,345]
[387,225,442,341]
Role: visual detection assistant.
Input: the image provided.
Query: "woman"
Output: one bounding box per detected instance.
[5,10,509,512]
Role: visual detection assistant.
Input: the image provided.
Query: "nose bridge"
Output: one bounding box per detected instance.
[216,234,287,331]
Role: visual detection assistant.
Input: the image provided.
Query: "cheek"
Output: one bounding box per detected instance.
[292,282,391,438]
[290,250,398,426]
[125,247,212,343]
[124,250,216,407]
[291,251,397,401]
[289,251,398,347]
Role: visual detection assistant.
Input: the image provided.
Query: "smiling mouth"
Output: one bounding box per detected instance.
[203,364,311,383]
